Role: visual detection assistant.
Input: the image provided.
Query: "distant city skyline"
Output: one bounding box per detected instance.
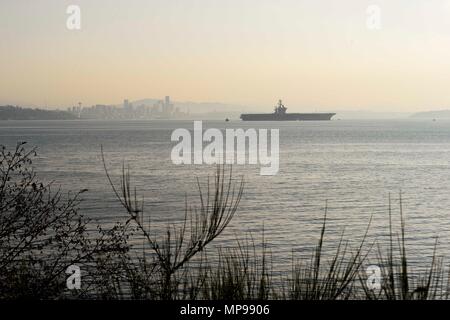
[2,1,450,112]
[65,95,192,119]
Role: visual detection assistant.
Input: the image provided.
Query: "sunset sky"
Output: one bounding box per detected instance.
[2,0,450,112]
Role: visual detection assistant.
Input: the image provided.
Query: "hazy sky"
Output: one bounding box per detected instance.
[2,0,450,112]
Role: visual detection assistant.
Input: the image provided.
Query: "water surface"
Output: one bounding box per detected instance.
[1,119,449,273]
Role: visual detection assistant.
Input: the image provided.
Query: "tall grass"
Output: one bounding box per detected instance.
[287,204,372,300]
[96,158,448,300]
[102,148,244,299]
[360,194,445,300]
[199,235,273,300]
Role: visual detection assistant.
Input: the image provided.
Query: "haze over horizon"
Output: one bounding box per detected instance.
[2,0,450,112]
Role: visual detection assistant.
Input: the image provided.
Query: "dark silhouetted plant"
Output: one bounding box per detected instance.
[102,147,244,299]
[0,142,108,299]
[360,194,444,300]
[287,204,372,300]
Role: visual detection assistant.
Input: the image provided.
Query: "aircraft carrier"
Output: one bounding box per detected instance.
[240,100,336,121]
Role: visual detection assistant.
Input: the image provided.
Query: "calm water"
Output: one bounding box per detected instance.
[1,119,450,273]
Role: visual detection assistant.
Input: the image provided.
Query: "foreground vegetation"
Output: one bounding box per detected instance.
[0,142,448,299]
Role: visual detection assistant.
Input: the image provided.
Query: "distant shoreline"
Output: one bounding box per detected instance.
[0,105,76,121]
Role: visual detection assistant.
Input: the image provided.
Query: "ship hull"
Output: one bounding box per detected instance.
[240,113,336,121]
